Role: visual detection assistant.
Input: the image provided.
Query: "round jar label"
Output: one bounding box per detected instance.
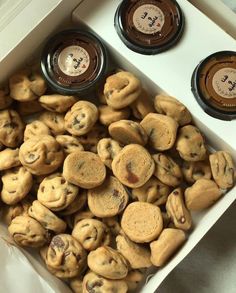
[212,67,236,99]
[132,4,165,35]
[58,45,90,76]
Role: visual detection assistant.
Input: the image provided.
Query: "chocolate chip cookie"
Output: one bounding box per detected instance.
[182,160,212,183]
[39,94,76,113]
[0,148,20,170]
[97,138,122,168]
[99,104,130,126]
[39,111,65,135]
[55,135,84,156]
[59,189,87,216]
[24,120,51,141]
[130,88,154,120]
[124,270,144,292]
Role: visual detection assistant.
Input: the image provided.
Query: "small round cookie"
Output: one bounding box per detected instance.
[112,144,155,188]
[184,179,222,211]
[1,166,33,205]
[124,270,144,292]
[8,215,48,247]
[88,176,129,217]
[1,198,31,225]
[98,104,130,126]
[17,99,44,116]
[87,246,128,279]
[73,209,95,227]
[104,71,141,109]
[0,84,13,109]
[65,101,98,136]
[46,234,87,279]
[9,69,46,101]
[102,216,121,236]
[109,120,148,146]
[82,271,128,293]
[0,109,24,147]
[38,173,79,211]
[131,177,171,206]
[69,277,83,293]
[39,111,65,135]
[24,120,51,141]
[130,88,155,120]
[140,113,178,151]
[121,202,163,243]
[39,94,76,113]
[154,95,192,126]
[182,160,212,184]
[166,188,192,231]
[152,153,183,187]
[176,125,207,161]
[209,151,235,189]
[150,228,186,267]
[72,218,111,251]
[19,135,64,175]
[55,135,84,156]
[63,151,106,189]
[28,200,67,234]
[116,234,152,269]
[0,148,20,171]
[97,138,122,168]
[59,189,87,216]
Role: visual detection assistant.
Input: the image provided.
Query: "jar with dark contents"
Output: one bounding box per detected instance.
[191,51,236,121]
[41,29,108,96]
[114,0,185,55]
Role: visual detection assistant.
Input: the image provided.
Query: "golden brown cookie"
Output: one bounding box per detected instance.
[69,277,83,293]
[131,177,171,206]
[176,125,207,161]
[37,173,79,211]
[166,188,192,231]
[63,151,106,189]
[124,270,144,292]
[108,120,148,146]
[19,135,64,175]
[182,160,212,184]
[130,88,154,120]
[154,95,192,126]
[112,144,155,188]
[39,94,76,113]
[0,148,20,171]
[121,202,163,243]
[152,153,183,187]
[0,109,24,147]
[104,71,141,109]
[1,166,33,205]
[46,234,87,278]
[87,246,128,279]
[116,234,152,269]
[73,209,95,227]
[88,176,129,217]
[72,218,111,251]
[209,151,235,189]
[59,189,87,216]
[24,120,51,141]
[17,99,44,116]
[102,216,121,236]
[0,84,13,109]
[98,104,131,126]
[39,111,65,135]
[65,101,98,136]
[55,135,84,156]
[150,228,186,266]
[97,138,122,168]
[8,215,49,247]
[28,200,67,234]
[82,271,128,293]
[9,69,47,101]
[140,113,178,151]
[184,178,222,211]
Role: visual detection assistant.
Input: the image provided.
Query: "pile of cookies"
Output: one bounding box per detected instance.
[0,68,235,293]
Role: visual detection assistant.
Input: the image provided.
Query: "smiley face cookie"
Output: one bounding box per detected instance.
[97,138,122,168]
[55,135,84,156]
[39,111,65,135]
[24,120,51,141]
[39,94,76,113]
[112,144,155,188]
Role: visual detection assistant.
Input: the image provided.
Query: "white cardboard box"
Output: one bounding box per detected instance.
[0,1,235,292]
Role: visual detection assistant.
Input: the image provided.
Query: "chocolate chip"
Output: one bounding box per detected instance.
[113,189,119,197]
[51,236,65,249]
[61,178,66,184]
[173,190,179,195]
[3,122,18,128]
[126,162,139,184]
[86,280,103,293]
[179,216,186,223]
[190,152,198,158]
[41,186,45,192]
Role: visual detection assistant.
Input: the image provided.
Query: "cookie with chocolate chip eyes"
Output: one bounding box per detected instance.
[104,71,141,109]
[0,84,13,110]
[82,271,128,293]
[39,94,76,113]
[1,166,33,205]
[65,101,98,136]
[0,148,21,171]
[88,176,129,217]
[37,173,79,211]
[46,234,87,279]
[55,135,84,156]
[72,218,111,251]
[24,120,51,141]
[39,111,65,135]
[97,138,122,168]
[87,246,129,279]
[176,125,207,161]
[0,109,24,147]
[98,104,131,126]
[8,215,49,247]
[19,135,64,175]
